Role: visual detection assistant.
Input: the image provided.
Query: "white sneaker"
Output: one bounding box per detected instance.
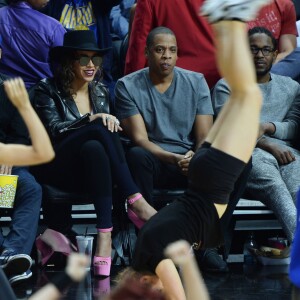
[201,0,272,23]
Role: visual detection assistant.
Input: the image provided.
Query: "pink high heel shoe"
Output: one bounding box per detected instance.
[93,256,111,277]
[127,193,145,229]
[94,228,112,277]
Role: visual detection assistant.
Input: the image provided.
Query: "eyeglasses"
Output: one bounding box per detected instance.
[250,47,275,57]
[75,55,102,67]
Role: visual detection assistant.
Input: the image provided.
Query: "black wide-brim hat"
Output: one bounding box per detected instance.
[50,30,111,62]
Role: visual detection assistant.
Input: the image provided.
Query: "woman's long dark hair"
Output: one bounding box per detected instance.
[52,50,102,98]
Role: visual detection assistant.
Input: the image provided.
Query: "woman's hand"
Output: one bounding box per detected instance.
[164,240,192,267]
[89,113,122,132]
[65,253,89,282]
[0,164,12,175]
[4,78,31,110]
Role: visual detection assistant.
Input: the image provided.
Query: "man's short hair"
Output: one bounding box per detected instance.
[146,27,176,48]
[248,26,277,50]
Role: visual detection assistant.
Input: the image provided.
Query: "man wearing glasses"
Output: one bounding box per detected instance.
[213,26,300,247]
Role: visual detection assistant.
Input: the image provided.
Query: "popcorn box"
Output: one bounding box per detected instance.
[0,175,18,208]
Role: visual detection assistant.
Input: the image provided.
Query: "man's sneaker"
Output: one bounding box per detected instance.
[9,270,32,285]
[201,0,272,23]
[0,250,32,278]
[196,248,229,273]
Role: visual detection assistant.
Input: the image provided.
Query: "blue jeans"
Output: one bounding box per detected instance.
[271,48,300,84]
[0,167,42,255]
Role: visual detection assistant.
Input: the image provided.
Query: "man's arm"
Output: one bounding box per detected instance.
[256,137,295,165]
[121,114,184,165]
[211,79,231,116]
[275,1,297,62]
[193,115,213,150]
[264,85,300,141]
[275,34,297,63]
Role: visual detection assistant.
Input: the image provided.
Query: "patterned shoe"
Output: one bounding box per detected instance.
[9,270,32,285]
[201,0,272,23]
[0,250,32,278]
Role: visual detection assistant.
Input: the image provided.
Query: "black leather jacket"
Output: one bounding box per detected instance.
[33,78,110,144]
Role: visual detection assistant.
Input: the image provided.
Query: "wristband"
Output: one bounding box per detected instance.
[50,270,75,293]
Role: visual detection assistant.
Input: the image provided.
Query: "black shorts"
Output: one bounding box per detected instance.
[188,142,246,205]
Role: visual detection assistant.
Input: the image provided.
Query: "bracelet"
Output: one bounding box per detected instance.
[50,271,75,293]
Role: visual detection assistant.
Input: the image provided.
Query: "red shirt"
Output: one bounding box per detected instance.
[124,0,219,88]
[247,0,297,41]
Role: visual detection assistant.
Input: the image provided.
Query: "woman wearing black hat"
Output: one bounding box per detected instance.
[31,30,157,277]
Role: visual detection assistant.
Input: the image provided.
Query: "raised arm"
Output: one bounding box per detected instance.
[0,78,54,166]
[276,33,297,63]
[155,258,186,300]
[165,240,210,300]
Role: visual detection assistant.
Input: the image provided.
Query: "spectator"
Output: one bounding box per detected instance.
[116,26,213,205]
[32,30,156,277]
[213,26,300,244]
[42,0,121,99]
[124,0,220,89]
[0,40,54,285]
[271,16,300,84]
[115,26,251,273]
[110,0,136,40]
[0,0,66,88]
[247,0,297,62]
[264,1,300,83]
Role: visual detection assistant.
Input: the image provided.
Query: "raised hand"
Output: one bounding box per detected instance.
[3,77,31,110]
[164,240,192,266]
[65,253,89,282]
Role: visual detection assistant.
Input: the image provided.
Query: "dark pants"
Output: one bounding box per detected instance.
[126,146,188,206]
[32,120,139,230]
[0,167,42,255]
